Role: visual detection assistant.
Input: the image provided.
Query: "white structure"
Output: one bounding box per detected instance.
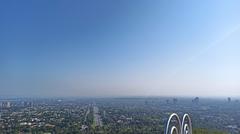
[165,113,192,134]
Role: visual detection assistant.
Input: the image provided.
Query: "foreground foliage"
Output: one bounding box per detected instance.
[193,128,226,134]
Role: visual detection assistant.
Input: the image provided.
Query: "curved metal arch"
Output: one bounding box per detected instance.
[165,113,181,134]
[183,124,189,133]
[170,126,179,134]
[181,114,192,134]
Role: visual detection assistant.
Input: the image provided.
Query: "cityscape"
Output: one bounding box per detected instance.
[1,0,240,134]
[0,97,239,134]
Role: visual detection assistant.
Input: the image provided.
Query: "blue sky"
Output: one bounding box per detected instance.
[1,0,240,97]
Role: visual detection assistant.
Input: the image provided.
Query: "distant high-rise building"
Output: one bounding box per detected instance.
[6,102,11,108]
[20,101,34,107]
[166,99,170,104]
[173,98,178,104]
[227,97,231,103]
[192,97,200,104]
[1,101,11,108]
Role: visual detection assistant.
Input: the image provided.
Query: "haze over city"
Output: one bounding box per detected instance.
[1,0,240,97]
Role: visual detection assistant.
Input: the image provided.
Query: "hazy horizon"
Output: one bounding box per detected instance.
[1,0,240,97]
[0,95,238,100]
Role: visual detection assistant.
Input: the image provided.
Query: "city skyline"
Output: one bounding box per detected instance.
[1,0,240,97]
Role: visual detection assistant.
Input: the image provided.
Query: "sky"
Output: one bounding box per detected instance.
[0,0,240,97]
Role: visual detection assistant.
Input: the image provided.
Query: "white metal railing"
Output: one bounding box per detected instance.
[165,113,192,134]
